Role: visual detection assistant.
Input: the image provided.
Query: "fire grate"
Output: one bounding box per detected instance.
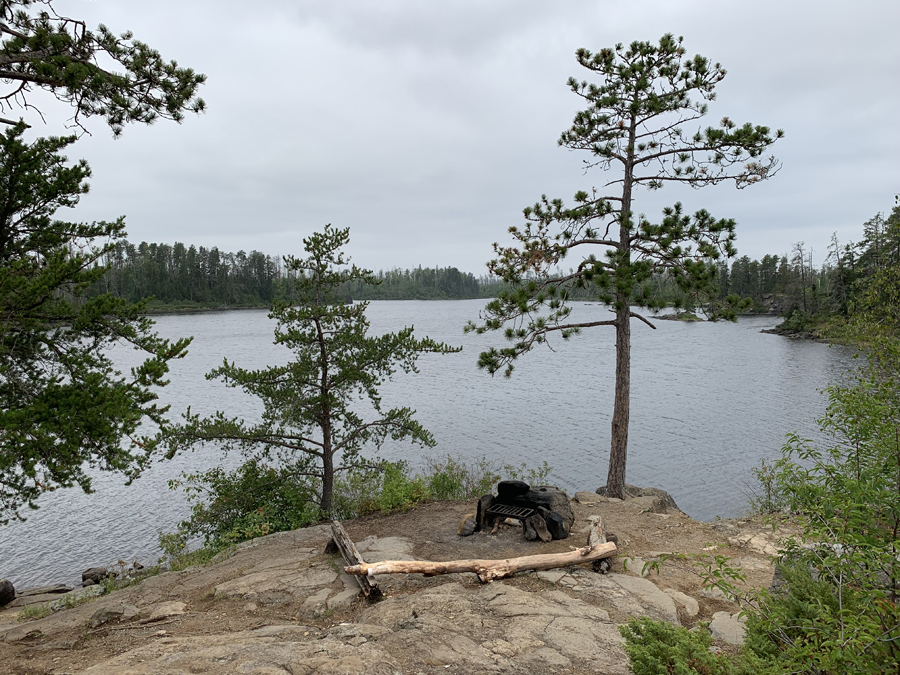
[485,504,535,521]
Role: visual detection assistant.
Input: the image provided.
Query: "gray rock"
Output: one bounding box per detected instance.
[8,591,71,607]
[536,570,568,584]
[77,626,403,675]
[326,588,359,610]
[595,484,681,512]
[82,567,114,586]
[574,491,602,504]
[709,611,746,644]
[15,584,70,597]
[700,585,729,600]
[0,579,14,607]
[89,603,139,628]
[519,486,576,531]
[301,587,331,612]
[628,495,669,514]
[621,557,650,577]
[145,601,187,622]
[662,589,699,619]
[457,514,476,537]
[577,572,680,624]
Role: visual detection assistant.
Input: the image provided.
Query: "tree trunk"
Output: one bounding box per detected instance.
[607,301,631,500]
[321,451,334,516]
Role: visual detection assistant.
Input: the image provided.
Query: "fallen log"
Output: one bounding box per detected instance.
[329,520,382,601]
[344,541,617,584]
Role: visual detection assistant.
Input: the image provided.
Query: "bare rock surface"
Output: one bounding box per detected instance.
[0,495,785,674]
[663,588,700,619]
[709,611,748,644]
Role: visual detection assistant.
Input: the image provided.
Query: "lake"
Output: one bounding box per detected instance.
[0,301,854,587]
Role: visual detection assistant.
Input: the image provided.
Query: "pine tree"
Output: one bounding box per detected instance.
[468,35,782,499]
[163,226,460,516]
[0,0,205,135]
[0,124,191,523]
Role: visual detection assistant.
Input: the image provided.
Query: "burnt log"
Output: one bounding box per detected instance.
[475,494,494,532]
[525,513,552,542]
[538,506,569,540]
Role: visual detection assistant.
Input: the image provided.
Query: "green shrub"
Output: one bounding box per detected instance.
[160,454,553,563]
[672,333,900,675]
[501,460,552,486]
[423,455,499,500]
[745,459,789,515]
[369,461,430,514]
[620,617,761,675]
[168,459,323,549]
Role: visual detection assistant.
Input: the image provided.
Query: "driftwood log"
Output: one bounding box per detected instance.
[329,520,383,601]
[344,541,617,584]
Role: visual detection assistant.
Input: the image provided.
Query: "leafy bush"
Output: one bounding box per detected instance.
[160,454,549,562]
[745,459,789,515]
[423,455,499,500]
[632,333,900,675]
[743,336,900,672]
[501,460,553,486]
[776,308,823,334]
[167,459,323,550]
[671,334,900,674]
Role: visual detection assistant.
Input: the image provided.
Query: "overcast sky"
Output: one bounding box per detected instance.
[12,0,900,274]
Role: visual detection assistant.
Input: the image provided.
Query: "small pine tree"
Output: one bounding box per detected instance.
[163,225,460,516]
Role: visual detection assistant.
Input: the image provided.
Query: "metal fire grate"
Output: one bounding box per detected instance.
[485,504,535,521]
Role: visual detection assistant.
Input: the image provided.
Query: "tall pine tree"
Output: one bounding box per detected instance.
[469,35,782,499]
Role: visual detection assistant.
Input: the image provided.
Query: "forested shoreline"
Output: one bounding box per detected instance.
[86,203,899,327]
[85,241,504,310]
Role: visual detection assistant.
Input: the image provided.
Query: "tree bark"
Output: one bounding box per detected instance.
[605,117,637,501]
[344,541,617,584]
[607,301,631,500]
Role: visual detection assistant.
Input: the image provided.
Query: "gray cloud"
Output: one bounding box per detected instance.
[16,0,899,273]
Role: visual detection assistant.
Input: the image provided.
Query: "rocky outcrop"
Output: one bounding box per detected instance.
[0,579,13,607]
[595,484,681,512]
[1,495,780,674]
[709,611,747,644]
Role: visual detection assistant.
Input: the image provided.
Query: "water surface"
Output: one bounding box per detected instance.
[0,301,853,587]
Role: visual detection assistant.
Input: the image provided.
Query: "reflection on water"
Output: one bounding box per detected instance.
[0,301,854,587]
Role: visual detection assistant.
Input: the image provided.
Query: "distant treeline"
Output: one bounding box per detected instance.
[88,200,899,322]
[713,202,900,321]
[87,241,503,307]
